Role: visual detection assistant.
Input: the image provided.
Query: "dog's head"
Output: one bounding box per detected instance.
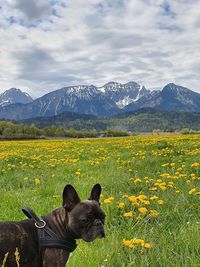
[62,184,105,242]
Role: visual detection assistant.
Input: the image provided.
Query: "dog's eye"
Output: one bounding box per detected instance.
[80,218,88,223]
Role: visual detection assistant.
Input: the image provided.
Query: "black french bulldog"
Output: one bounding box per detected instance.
[0,184,105,267]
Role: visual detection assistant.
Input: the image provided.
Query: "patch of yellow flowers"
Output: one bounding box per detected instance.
[122,239,151,249]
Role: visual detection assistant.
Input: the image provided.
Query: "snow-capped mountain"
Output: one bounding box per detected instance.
[0,85,118,120]
[0,88,33,107]
[98,81,150,108]
[0,82,199,121]
[124,83,200,112]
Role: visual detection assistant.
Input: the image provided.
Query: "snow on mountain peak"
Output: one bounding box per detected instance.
[0,88,33,107]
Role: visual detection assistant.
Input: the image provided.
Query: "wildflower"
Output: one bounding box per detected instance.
[157,200,164,205]
[133,239,145,245]
[140,200,150,205]
[128,196,137,203]
[191,162,199,168]
[189,188,197,195]
[134,178,141,183]
[122,238,151,249]
[122,239,135,248]
[138,207,148,214]
[149,187,157,191]
[123,211,133,217]
[144,243,151,249]
[150,210,159,218]
[34,178,41,185]
[103,197,114,204]
[118,202,125,208]
[150,195,158,200]
[159,186,167,191]
[137,195,147,200]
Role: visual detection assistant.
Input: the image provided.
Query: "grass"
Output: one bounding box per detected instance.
[0,135,199,266]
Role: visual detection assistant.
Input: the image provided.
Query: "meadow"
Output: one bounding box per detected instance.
[0,135,199,267]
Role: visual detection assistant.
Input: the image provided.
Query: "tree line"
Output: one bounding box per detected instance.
[0,121,129,139]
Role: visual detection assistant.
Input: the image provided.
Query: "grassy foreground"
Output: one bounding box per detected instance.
[0,135,199,267]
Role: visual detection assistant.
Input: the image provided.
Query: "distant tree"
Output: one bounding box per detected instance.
[152,129,161,135]
[181,128,190,135]
[105,129,129,137]
[166,128,175,133]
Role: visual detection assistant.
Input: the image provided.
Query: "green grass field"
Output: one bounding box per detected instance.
[0,135,199,266]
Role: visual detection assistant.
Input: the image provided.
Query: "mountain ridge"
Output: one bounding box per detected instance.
[19,107,200,132]
[0,82,199,120]
[0,88,33,107]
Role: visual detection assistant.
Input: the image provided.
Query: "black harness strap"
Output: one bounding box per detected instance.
[22,207,77,266]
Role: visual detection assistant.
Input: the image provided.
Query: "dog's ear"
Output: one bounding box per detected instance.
[63,184,80,212]
[89,184,101,204]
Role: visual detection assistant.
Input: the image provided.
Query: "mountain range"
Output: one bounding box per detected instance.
[0,82,200,121]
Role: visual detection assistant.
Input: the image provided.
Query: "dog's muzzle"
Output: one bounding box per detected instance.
[93,219,105,238]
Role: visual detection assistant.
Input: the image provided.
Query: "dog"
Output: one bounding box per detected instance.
[0,184,105,267]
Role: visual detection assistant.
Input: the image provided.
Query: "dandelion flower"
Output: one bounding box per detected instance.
[118,202,125,209]
[189,188,197,195]
[123,211,133,217]
[144,243,151,249]
[138,207,148,214]
[34,178,41,185]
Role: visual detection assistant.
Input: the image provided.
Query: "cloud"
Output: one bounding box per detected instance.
[6,0,52,21]
[0,0,200,96]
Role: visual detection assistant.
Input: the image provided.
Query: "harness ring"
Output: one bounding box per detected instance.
[35,219,46,229]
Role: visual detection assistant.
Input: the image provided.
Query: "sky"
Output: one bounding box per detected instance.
[0,0,200,97]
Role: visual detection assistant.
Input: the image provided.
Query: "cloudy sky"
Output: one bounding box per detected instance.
[0,0,200,97]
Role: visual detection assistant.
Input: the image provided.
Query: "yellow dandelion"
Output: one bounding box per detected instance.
[134,178,141,183]
[122,239,135,248]
[191,162,199,168]
[150,195,158,200]
[189,188,197,195]
[149,187,157,191]
[34,178,41,185]
[128,195,138,203]
[118,202,125,209]
[138,207,148,214]
[133,239,145,245]
[144,243,151,249]
[123,211,133,217]
[103,198,111,204]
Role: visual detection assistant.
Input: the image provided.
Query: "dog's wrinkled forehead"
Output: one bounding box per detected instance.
[73,200,105,219]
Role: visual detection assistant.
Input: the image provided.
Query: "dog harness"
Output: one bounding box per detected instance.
[22,206,77,266]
